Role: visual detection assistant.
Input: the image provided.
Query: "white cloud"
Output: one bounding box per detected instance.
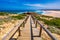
[24,4,42,7]
[24,2,60,9]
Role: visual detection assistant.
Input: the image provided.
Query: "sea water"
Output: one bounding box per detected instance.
[35,10,44,14]
[18,10,44,14]
[0,10,45,14]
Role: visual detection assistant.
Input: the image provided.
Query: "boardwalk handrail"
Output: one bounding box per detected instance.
[2,16,29,40]
[30,16,34,40]
[31,15,57,40]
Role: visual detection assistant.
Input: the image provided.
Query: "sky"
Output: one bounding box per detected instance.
[0,0,60,10]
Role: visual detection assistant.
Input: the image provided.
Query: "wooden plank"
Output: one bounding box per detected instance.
[17,16,31,40]
[34,37,42,40]
[32,28,39,36]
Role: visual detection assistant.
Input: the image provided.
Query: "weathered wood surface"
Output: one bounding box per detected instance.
[17,16,31,40]
[31,18,42,40]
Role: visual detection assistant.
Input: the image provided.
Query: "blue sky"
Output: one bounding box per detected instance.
[0,0,60,10]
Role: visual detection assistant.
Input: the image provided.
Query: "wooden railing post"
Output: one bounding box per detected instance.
[39,26,42,37]
[31,15,57,40]
[18,27,20,36]
[35,20,37,28]
[23,21,25,27]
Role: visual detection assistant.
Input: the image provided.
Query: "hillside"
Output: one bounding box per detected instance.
[0,12,27,40]
[34,13,60,40]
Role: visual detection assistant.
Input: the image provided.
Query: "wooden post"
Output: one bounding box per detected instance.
[18,27,20,36]
[23,21,25,27]
[39,26,42,37]
[35,20,37,28]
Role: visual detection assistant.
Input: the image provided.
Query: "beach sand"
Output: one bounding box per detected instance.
[43,11,60,18]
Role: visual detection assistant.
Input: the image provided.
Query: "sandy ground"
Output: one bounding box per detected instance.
[43,11,60,18]
[0,19,24,40]
[37,21,60,40]
[0,16,8,19]
[0,15,60,40]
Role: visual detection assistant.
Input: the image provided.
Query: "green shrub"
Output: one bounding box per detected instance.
[41,15,53,18]
[35,16,41,20]
[0,12,9,16]
[11,16,23,20]
[35,16,60,29]
[10,14,26,20]
[19,14,27,16]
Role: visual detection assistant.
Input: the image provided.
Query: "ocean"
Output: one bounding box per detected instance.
[0,10,44,14]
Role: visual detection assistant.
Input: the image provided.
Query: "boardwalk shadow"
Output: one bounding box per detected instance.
[33,35,40,37]
[10,38,17,40]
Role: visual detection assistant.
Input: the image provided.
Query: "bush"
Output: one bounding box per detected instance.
[35,16,60,29]
[0,12,9,16]
[10,14,26,20]
[41,15,53,18]
[35,16,41,20]
[11,15,23,20]
[19,14,27,16]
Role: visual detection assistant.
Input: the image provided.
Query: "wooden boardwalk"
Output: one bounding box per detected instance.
[17,16,31,40]
[17,16,42,40]
[2,15,57,40]
[31,18,42,40]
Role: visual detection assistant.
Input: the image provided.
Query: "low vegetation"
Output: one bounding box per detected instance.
[10,14,26,20]
[0,12,27,29]
[35,16,60,29]
[35,15,60,35]
[41,15,53,18]
[0,12,9,16]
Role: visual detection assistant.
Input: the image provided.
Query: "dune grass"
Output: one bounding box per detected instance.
[10,14,27,20]
[35,16,60,29]
[35,15,60,35]
[0,12,9,16]
[0,12,27,25]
